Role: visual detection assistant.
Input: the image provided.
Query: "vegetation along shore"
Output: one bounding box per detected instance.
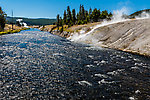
[0,7,29,35]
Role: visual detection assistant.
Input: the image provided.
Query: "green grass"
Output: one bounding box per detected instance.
[0,28,30,35]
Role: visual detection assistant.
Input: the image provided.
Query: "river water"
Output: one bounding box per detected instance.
[0,29,150,99]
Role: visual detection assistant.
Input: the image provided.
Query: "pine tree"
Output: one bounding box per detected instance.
[81,5,85,20]
[60,17,63,33]
[108,12,113,18]
[100,10,108,19]
[59,17,63,26]
[67,6,72,25]
[91,8,100,22]
[85,10,89,23]
[56,5,113,26]
[60,25,63,33]
[72,9,76,24]
[79,4,82,21]
[56,14,60,31]
[89,8,92,22]
[63,10,67,25]
[0,7,6,31]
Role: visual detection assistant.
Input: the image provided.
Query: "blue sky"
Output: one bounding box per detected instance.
[0,0,149,18]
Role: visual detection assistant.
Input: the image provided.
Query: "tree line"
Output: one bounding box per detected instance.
[0,7,6,32]
[56,5,113,32]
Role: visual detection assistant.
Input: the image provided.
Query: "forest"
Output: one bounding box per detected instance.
[56,5,113,32]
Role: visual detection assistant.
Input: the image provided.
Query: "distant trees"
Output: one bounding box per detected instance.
[0,7,6,31]
[16,21,22,27]
[56,5,113,32]
[57,14,60,31]
[63,10,67,24]
[72,9,76,25]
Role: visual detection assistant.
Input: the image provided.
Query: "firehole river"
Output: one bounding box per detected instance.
[0,29,150,100]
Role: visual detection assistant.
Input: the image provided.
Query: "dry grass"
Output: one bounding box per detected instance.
[0,24,29,35]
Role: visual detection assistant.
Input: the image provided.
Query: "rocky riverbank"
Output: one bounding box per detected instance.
[40,18,150,57]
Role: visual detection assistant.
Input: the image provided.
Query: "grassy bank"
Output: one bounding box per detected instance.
[0,28,30,35]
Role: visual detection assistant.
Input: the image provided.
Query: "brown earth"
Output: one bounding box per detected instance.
[4,24,26,31]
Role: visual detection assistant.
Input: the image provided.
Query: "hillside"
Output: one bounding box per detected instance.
[6,17,56,25]
[129,9,150,18]
[67,18,150,56]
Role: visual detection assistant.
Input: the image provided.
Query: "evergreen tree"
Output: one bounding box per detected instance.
[85,10,89,23]
[16,21,21,27]
[60,25,63,33]
[77,13,81,25]
[108,12,113,18]
[56,14,60,31]
[60,17,63,33]
[56,5,113,27]
[91,8,100,22]
[67,6,72,25]
[63,10,67,24]
[100,10,109,19]
[89,8,92,22]
[72,9,76,24]
[81,5,85,20]
[79,4,82,21]
[0,7,6,31]
[59,17,63,26]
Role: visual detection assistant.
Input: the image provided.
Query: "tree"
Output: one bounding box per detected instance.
[108,12,113,18]
[60,17,63,33]
[72,9,76,24]
[59,17,63,26]
[60,25,63,33]
[56,5,113,27]
[78,4,82,21]
[67,6,72,25]
[100,10,109,19]
[85,10,89,23]
[81,5,85,20]
[0,7,6,31]
[91,8,100,22]
[57,14,60,31]
[89,8,92,22]
[16,21,21,27]
[63,10,67,24]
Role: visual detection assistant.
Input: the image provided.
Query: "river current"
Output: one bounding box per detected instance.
[0,29,150,99]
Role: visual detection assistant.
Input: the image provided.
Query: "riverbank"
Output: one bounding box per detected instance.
[39,22,101,38]
[1,29,149,99]
[40,18,150,57]
[0,24,30,35]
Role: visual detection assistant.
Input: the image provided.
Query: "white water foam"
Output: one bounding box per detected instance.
[78,81,92,86]
[98,79,115,84]
[94,74,108,78]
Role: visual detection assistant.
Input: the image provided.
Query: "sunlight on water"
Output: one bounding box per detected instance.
[0,29,150,99]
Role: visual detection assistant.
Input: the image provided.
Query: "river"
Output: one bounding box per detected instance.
[0,29,150,99]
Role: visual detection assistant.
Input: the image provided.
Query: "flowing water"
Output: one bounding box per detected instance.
[0,29,150,100]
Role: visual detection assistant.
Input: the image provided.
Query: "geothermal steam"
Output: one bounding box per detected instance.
[68,8,150,44]
[16,19,28,28]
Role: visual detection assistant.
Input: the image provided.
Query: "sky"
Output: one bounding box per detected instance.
[0,0,150,18]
